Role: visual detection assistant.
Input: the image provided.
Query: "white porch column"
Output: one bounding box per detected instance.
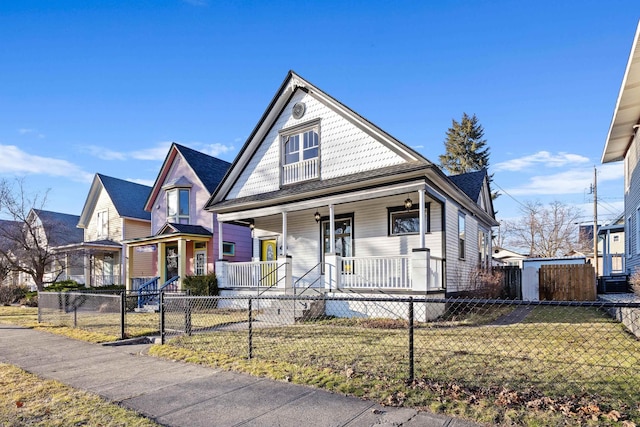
[282,211,288,257]
[126,245,135,291]
[411,248,430,292]
[218,220,224,260]
[324,254,341,291]
[158,242,166,284]
[419,188,426,248]
[83,252,91,287]
[329,204,335,254]
[177,238,187,290]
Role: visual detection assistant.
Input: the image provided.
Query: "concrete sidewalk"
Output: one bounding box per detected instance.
[0,325,480,427]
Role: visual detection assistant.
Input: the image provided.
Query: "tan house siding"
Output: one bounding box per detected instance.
[85,189,121,242]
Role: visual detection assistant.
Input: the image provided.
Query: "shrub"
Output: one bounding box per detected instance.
[182,273,218,296]
[43,280,85,292]
[463,267,504,299]
[0,284,30,305]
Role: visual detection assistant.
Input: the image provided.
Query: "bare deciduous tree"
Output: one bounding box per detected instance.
[0,178,76,291]
[502,201,581,258]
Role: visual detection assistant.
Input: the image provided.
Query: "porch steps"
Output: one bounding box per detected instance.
[254,299,325,325]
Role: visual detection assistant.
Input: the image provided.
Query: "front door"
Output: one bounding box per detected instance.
[260,239,278,287]
[165,245,179,280]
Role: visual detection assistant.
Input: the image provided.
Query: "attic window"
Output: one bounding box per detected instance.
[280,120,320,185]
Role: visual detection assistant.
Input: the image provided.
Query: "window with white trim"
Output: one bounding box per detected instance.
[281,121,320,185]
[628,215,633,258]
[458,212,466,260]
[636,206,640,255]
[97,210,108,238]
[478,228,489,268]
[167,188,190,224]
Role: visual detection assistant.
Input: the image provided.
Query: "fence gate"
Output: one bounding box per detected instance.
[539,264,596,301]
[494,266,522,299]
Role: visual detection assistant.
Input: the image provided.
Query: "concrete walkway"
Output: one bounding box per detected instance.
[0,325,481,427]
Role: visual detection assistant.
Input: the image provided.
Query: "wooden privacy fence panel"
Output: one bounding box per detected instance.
[539,264,596,301]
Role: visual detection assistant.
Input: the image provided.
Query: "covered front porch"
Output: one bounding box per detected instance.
[124,224,213,291]
[214,180,446,296]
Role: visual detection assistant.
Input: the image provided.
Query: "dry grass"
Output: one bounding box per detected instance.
[0,363,160,427]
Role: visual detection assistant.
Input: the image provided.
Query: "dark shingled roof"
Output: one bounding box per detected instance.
[98,174,151,221]
[448,169,487,203]
[208,161,432,210]
[174,144,231,194]
[32,209,84,246]
[159,223,213,236]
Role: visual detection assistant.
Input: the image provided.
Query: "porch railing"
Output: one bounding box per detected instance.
[340,256,412,289]
[137,276,159,308]
[282,158,318,185]
[603,253,625,275]
[227,261,282,288]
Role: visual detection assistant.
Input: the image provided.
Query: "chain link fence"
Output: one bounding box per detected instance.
[38,290,640,422]
[38,291,165,339]
[161,294,640,422]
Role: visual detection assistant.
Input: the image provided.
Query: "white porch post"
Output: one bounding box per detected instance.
[419,188,426,248]
[218,220,224,260]
[177,238,187,289]
[282,211,288,257]
[329,204,335,254]
[83,252,91,287]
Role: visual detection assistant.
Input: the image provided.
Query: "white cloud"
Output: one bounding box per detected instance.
[18,128,45,138]
[199,143,234,157]
[83,145,127,161]
[501,163,623,196]
[0,145,93,182]
[130,142,173,161]
[494,151,589,172]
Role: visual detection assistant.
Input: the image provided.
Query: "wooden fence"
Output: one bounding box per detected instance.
[539,264,596,301]
[494,266,522,299]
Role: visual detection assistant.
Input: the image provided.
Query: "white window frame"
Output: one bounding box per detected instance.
[280,119,321,185]
[458,212,466,260]
[167,188,190,224]
[478,227,489,268]
[96,210,108,239]
[628,215,633,259]
[636,206,640,255]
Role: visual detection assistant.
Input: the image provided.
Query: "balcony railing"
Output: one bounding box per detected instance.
[282,158,318,185]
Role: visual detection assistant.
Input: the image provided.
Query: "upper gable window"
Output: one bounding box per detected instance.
[97,210,108,238]
[280,120,320,185]
[167,188,190,224]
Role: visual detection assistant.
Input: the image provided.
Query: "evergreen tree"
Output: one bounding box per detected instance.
[439,113,490,174]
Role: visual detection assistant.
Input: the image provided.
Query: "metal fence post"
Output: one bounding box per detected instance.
[120,291,126,340]
[74,305,77,328]
[408,297,414,382]
[185,295,192,336]
[160,291,165,345]
[248,298,253,360]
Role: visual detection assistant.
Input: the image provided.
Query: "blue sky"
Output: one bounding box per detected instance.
[0,0,637,225]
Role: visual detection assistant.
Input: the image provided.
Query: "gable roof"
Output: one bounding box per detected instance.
[602,20,640,163]
[206,70,430,207]
[158,223,213,236]
[145,143,231,211]
[32,209,84,246]
[78,174,151,228]
[448,169,487,202]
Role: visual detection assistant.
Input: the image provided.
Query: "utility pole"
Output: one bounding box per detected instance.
[593,166,599,278]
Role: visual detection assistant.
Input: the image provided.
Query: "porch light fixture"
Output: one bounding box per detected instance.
[248,219,255,230]
[314,211,321,222]
[404,198,413,210]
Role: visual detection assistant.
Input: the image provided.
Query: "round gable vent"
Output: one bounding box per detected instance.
[292,102,306,119]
